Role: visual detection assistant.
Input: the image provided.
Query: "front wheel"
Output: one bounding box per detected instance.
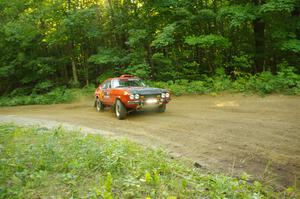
[157,103,166,113]
[96,98,104,112]
[115,99,127,120]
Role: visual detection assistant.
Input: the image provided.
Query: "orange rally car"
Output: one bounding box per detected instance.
[94,75,171,119]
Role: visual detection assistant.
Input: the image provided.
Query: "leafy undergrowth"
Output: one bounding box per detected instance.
[0,86,94,107]
[0,124,297,198]
[1,67,299,107]
[149,68,300,96]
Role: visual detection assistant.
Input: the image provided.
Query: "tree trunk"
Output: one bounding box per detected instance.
[64,65,69,84]
[86,68,89,86]
[146,44,154,78]
[84,62,89,86]
[252,0,266,73]
[71,58,79,85]
[253,19,265,72]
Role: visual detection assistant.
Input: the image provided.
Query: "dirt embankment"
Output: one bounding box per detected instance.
[1,94,299,189]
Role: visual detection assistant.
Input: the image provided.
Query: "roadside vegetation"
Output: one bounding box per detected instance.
[0,86,94,107]
[1,66,299,107]
[0,124,297,198]
[149,67,300,96]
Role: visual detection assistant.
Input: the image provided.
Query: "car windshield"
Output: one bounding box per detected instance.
[112,79,146,88]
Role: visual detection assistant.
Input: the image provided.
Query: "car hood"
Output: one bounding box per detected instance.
[125,87,168,95]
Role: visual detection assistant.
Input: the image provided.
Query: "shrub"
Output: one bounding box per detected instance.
[33,80,54,94]
[1,68,299,107]
[0,88,76,106]
[148,66,300,96]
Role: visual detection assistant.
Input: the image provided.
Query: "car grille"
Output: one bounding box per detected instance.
[141,94,160,99]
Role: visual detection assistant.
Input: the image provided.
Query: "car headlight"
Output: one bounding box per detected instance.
[129,94,134,100]
[161,93,166,98]
[134,94,140,99]
[166,92,170,98]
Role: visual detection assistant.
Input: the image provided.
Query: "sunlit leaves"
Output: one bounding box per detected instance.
[218,5,256,28]
[3,17,39,47]
[260,0,296,13]
[185,34,230,49]
[64,8,101,39]
[151,23,177,48]
[281,39,300,52]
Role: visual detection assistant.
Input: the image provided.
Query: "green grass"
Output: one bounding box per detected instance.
[0,124,297,198]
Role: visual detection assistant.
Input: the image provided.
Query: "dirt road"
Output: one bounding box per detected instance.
[0,94,299,188]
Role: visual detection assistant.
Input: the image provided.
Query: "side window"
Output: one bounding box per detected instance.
[103,81,111,89]
[107,81,111,88]
[111,80,119,88]
[102,82,107,89]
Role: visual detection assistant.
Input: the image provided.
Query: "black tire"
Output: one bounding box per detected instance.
[157,103,166,113]
[115,99,127,120]
[96,98,104,112]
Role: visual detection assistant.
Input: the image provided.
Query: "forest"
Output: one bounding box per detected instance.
[0,0,299,98]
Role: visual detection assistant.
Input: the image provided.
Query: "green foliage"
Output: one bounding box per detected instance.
[127,29,148,47]
[149,67,300,96]
[124,63,150,79]
[3,15,39,47]
[185,34,230,49]
[218,5,256,28]
[1,69,298,107]
[33,80,54,94]
[151,23,177,48]
[259,0,296,13]
[151,53,180,80]
[197,9,216,21]
[97,70,115,84]
[104,173,113,199]
[88,48,128,65]
[0,88,71,106]
[8,87,32,97]
[145,172,153,184]
[1,67,299,107]
[281,39,300,53]
[0,124,296,198]
[0,0,299,95]
[254,66,300,94]
[0,87,94,107]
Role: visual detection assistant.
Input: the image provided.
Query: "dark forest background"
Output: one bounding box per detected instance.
[0,0,299,95]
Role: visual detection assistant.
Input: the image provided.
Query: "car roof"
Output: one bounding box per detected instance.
[102,75,140,83]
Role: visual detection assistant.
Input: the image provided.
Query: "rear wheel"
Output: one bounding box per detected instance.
[96,98,104,112]
[115,99,127,120]
[157,103,166,113]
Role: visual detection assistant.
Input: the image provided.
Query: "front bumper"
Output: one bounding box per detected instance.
[127,98,170,109]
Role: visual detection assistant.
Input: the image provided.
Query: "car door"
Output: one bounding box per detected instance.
[102,80,112,105]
